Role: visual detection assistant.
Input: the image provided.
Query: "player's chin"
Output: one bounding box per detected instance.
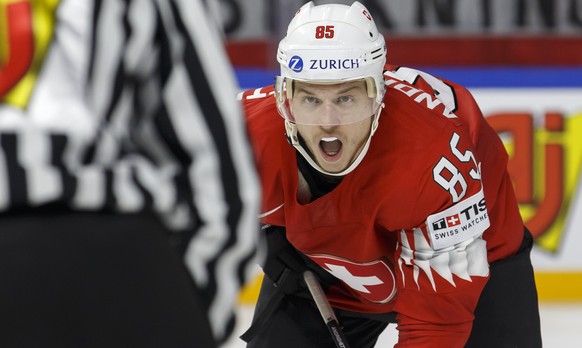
[316,155,349,174]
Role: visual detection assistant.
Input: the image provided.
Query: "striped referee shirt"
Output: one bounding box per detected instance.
[0,0,263,341]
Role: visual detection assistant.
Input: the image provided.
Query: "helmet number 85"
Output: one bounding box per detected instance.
[315,25,334,39]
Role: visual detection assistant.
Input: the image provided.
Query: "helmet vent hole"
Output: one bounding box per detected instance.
[369,31,373,38]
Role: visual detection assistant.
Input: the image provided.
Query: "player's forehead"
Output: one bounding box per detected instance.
[293,79,367,95]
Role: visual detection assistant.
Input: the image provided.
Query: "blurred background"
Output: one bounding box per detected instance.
[219,0,582,346]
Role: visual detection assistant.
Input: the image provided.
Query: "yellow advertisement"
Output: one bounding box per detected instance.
[474,89,582,301]
[487,110,582,252]
[0,0,61,108]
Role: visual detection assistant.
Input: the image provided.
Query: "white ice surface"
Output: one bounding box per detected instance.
[222,302,582,347]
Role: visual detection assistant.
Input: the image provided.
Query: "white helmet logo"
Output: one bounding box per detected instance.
[289,55,304,72]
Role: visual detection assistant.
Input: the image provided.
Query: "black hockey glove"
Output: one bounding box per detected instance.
[240,225,337,343]
[261,225,335,296]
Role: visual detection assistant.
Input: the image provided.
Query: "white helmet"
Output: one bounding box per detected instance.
[275,1,387,176]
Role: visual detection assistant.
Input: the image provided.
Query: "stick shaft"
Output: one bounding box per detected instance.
[303,271,351,348]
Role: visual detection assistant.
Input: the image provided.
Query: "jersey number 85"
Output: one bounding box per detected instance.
[433,132,481,203]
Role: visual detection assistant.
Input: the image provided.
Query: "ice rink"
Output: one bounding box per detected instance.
[223,302,582,347]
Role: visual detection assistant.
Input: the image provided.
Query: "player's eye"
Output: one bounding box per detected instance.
[303,96,320,105]
[336,95,353,104]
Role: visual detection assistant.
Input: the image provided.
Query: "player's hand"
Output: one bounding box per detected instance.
[261,225,335,295]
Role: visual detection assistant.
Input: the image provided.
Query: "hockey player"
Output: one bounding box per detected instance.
[240,1,541,347]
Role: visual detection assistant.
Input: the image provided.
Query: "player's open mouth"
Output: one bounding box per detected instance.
[319,136,342,161]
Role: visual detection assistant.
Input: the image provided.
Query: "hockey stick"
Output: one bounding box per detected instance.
[303,270,351,348]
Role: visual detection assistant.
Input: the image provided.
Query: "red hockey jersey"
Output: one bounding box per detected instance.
[241,65,524,347]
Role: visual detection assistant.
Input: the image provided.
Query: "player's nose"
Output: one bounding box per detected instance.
[319,102,341,125]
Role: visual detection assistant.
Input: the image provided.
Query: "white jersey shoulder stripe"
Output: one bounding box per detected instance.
[259,203,284,219]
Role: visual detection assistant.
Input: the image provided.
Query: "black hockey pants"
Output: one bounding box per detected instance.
[0,207,216,348]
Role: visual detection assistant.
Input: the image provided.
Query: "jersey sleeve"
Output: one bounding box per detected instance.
[386,74,491,346]
[395,130,489,347]
[240,86,287,226]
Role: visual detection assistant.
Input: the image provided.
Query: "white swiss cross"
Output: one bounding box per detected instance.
[324,263,383,294]
[308,254,396,303]
[446,214,460,226]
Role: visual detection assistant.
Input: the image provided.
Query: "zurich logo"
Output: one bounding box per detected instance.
[288,55,304,72]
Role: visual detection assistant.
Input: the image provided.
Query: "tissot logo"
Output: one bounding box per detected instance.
[427,190,491,249]
[433,213,463,230]
[432,218,446,231]
[447,214,461,226]
[437,199,486,233]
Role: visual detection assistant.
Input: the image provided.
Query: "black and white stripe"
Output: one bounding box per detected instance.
[0,0,263,342]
